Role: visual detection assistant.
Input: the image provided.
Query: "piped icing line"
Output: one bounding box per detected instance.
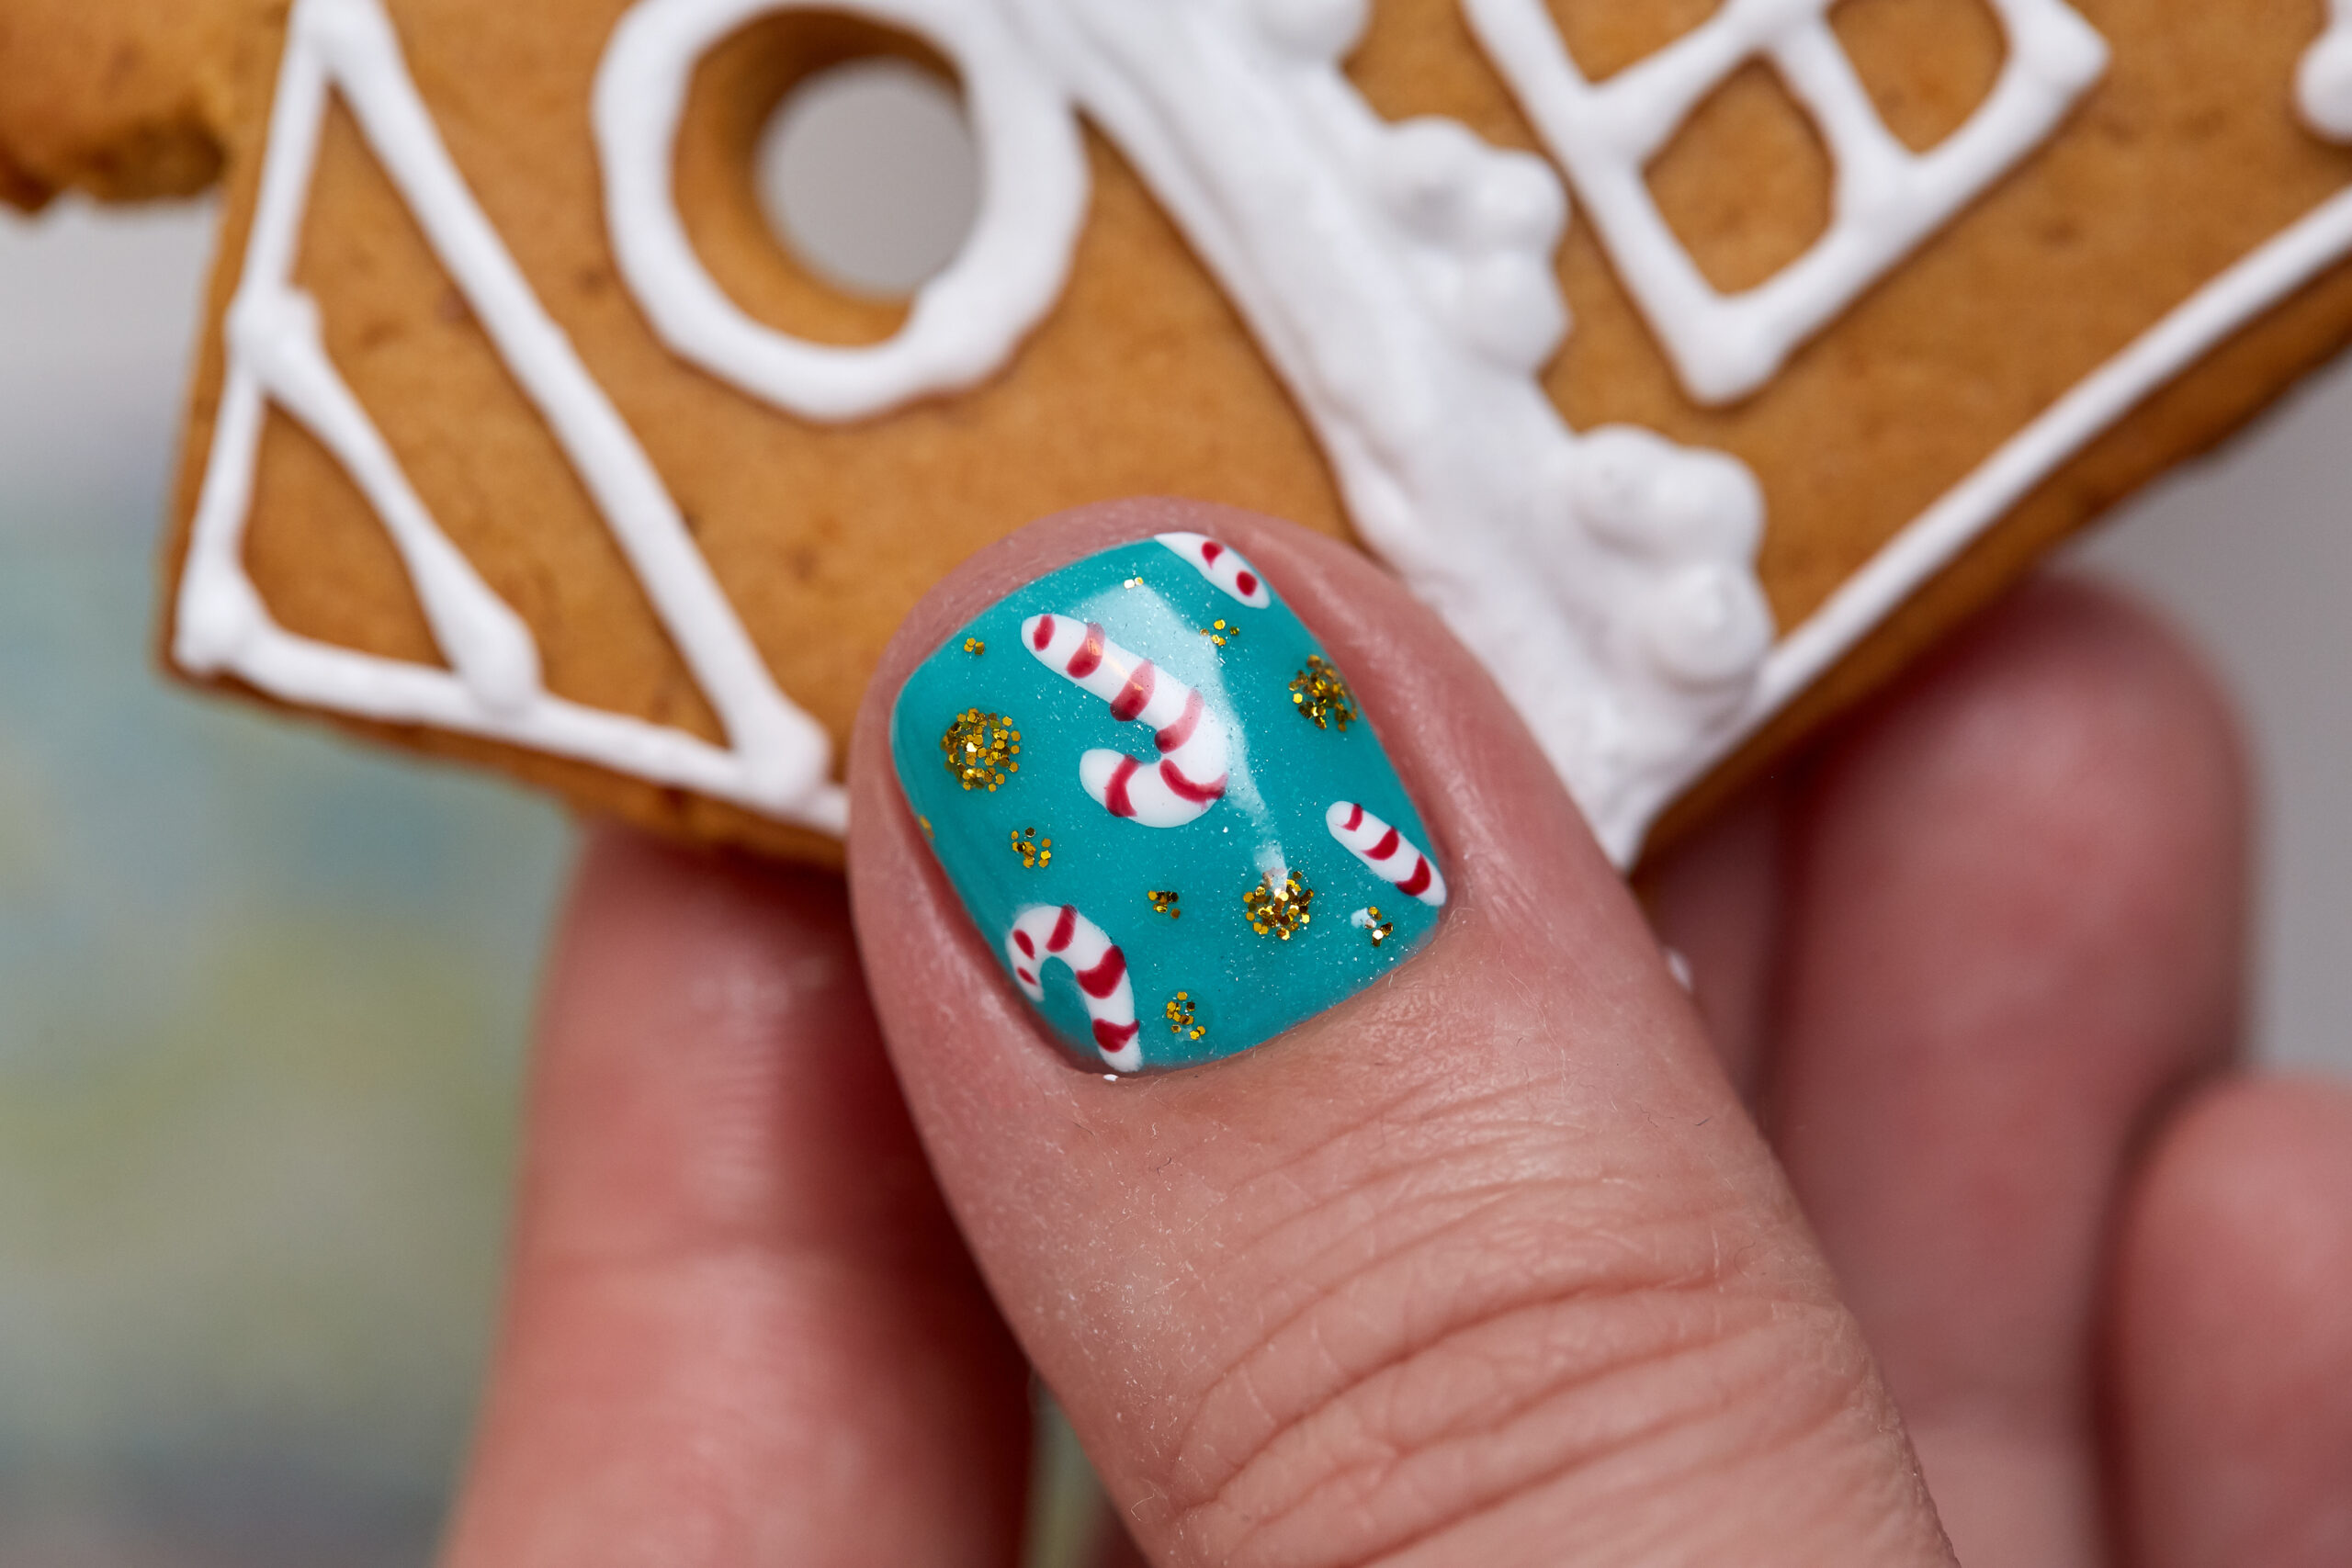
[1464,0,2108,404]
[175,0,845,832]
[594,0,1089,421]
[1629,164,2352,849]
[2304,0,2352,140]
[224,289,544,717]
[1006,902,1142,1071]
[1157,532,1272,608]
[1023,613,1229,827]
[1005,0,1779,864]
[1325,800,1445,908]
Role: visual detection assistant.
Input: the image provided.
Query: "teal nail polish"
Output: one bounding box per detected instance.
[890,533,1446,1073]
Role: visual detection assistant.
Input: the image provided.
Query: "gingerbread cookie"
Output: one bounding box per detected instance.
[6,0,2352,863]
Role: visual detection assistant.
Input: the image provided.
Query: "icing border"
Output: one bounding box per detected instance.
[1712,174,2352,800]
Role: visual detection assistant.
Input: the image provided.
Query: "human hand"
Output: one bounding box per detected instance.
[439,504,2352,1567]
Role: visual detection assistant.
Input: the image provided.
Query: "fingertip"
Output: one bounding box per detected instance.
[1787,572,2251,1112]
[2114,1076,2352,1568]
[1812,574,2248,897]
[2119,1074,2352,1330]
[1743,576,2258,1566]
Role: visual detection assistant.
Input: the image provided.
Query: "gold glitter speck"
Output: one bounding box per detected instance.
[1011,828,1052,868]
[1245,871,1316,940]
[1290,655,1357,731]
[1148,890,1182,918]
[1122,576,1145,590]
[1201,618,1240,648]
[942,708,1021,791]
[963,637,985,655]
[917,815,934,840]
[1165,992,1205,1041]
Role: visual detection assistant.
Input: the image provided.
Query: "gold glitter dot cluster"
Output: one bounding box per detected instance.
[963,637,986,655]
[941,708,1020,791]
[1148,890,1182,918]
[1245,871,1316,940]
[1358,906,1395,948]
[1010,828,1052,868]
[1290,655,1357,731]
[1200,618,1241,649]
[1165,992,1204,1041]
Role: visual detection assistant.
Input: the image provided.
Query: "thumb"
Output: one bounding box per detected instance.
[848,501,1951,1567]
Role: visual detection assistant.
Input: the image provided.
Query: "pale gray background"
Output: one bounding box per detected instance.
[0,63,2346,1562]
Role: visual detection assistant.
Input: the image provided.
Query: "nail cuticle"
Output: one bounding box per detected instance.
[891,533,1446,1073]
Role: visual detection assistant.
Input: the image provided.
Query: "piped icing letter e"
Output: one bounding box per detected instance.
[891,535,1446,1073]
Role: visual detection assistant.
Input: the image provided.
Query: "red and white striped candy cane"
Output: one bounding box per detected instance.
[1326,801,1447,907]
[1157,532,1272,608]
[1005,903,1142,1072]
[1023,614,1229,828]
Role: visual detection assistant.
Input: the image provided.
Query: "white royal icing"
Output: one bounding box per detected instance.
[2303,0,2352,141]
[889,0,1780,861]
[1667,28,2352,819]
[1735,164,2352,785]
[177,0,845,832]
[1465,0,2108,404]
[594,0,1090,421]
[189,0,2352,865]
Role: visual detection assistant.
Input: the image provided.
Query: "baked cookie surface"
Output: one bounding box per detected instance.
[6,0,2351,862]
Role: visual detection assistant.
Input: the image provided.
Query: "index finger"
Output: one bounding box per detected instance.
[442,831,1030,1566]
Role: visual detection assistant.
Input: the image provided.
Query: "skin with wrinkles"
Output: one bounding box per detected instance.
[441,502,2352,1568]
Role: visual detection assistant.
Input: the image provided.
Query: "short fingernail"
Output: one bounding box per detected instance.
[890,533,1446,1074]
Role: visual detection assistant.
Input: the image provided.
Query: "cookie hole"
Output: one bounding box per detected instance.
[1647,61,1833,294]
[1544,0,1721,83]
[674,14,970,345]
[1831,0,2006,152]
[755,59,978,297]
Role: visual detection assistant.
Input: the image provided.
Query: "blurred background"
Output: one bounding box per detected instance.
[1,58,2346,1566]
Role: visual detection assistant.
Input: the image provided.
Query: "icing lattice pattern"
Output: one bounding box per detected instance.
[1466,0,2109,403]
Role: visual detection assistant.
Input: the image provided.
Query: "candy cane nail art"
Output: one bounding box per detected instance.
[1023,613,1230,827]
[1157,532,1272,609]
[1327,801,1447,907]
[1005,902,1142,1071]
[897,536,1444,1071]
